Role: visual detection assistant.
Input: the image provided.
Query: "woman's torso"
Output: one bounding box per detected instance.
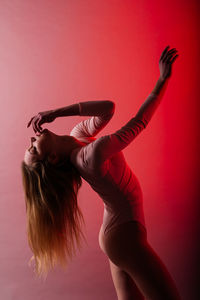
[70,141,146,235]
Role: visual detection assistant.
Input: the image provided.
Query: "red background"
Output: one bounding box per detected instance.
[0,0,199,299]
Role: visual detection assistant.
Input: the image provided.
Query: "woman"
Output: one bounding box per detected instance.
[21,46,181,299]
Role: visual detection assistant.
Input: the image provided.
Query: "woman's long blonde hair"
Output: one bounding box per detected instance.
[21,156,86,280]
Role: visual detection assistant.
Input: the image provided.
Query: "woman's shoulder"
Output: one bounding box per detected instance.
[70,137,96,168]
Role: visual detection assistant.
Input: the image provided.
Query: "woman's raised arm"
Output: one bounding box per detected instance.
[91,46,179,164]
[135,45,179,124]
[27,100,115,135]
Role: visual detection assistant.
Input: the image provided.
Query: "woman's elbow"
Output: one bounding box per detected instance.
[106,100,115,115]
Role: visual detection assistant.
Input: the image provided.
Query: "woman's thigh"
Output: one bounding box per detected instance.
[99,221,181,300]
[109,258,145,300]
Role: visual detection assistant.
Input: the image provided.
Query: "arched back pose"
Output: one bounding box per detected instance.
[21,46,181,299]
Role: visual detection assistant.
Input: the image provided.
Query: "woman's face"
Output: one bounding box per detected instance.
[24,129,54,166]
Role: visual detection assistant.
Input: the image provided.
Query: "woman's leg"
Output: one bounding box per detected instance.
[99,224,145,299]
[109,258,145,300]
[100,221,181,300]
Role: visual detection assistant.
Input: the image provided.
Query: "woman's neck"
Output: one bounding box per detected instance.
[60,135,85,158]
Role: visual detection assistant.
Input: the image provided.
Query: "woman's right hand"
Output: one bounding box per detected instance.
[159,46,179,80]
[27,109,56,133]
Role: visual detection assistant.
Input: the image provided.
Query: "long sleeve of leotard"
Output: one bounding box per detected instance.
[93,92,162,163]
[70,100,115,139]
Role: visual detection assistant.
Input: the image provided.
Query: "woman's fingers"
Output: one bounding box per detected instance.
[167,49,177,58]
[32,119,38,133]
[27,117,38,133]
[33,116,41,133]
[163,48,178,62]
[27,117,34,128]
[165,50,178,63]
[168,48,176,54]
[170,54,179,63]
[27,114,44,133]
[161,46,178,62]
[163,49,171,62]
[165,53,175,63]
[36,118,43,133]
[159,46,179,80]
[160,45,170,60]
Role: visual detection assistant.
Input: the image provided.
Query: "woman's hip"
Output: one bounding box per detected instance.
[98,220,148,263]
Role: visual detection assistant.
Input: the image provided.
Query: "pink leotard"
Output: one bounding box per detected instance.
[70,92,160,235]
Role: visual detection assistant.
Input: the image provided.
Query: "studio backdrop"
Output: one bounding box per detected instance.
[0,0,199,299]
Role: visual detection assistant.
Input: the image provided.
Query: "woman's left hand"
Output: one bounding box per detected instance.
[159,46,179,80]
[27,110,56,133]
